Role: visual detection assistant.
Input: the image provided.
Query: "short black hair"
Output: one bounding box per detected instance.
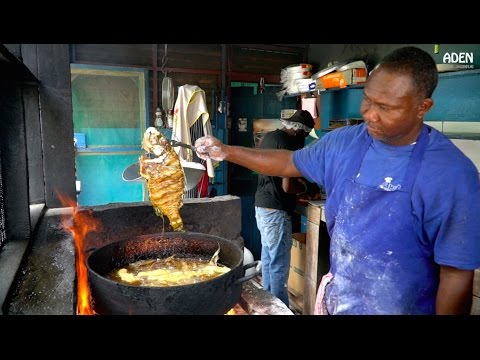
[380,46,438,98]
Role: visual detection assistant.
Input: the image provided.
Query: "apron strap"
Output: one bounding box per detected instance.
[401,125,429,193]
[350,131,373,177]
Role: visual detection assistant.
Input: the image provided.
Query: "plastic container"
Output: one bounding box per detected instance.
[243,247,255,276]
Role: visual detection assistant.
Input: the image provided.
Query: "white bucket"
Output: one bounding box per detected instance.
[243,247,255,276]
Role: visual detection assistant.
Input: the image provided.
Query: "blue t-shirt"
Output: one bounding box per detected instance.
[293,123,480,271]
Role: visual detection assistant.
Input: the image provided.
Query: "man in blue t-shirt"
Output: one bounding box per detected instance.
[195,46,480,314]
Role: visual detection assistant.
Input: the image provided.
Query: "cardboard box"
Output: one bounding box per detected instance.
[317,67,367,90]
[473,269,480,297]
[288,233,306,298]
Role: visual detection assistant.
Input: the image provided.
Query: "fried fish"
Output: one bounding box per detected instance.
[139,127,185,231]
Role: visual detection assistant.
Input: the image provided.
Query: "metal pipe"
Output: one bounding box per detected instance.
[152,44,158,127]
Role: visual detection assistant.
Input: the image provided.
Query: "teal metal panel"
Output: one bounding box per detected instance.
[426,70,480,121]
[71,64,149,206]
[76,146,141,153]
[76,153,144,206]
[74,128,142,146]
[282,96,297,110]
[318,70,480,125]
[232,95,257,118]
[263,94,282,118]
[253,86,297,118]
[320,87,363,129]
[160,128,173,140]
[300,215,308,233]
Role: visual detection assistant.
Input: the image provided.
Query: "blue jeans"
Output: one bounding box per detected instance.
[255,207,292,306]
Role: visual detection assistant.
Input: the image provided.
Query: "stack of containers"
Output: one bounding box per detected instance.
[278,63,314,99]
[312,60,367,90]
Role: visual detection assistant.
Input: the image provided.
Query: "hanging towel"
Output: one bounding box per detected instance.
[172,84,213,162]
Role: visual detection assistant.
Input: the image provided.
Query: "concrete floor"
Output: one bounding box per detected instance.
[5,208,76,315]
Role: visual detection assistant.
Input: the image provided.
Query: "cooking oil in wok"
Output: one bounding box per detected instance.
[107,253,230,287]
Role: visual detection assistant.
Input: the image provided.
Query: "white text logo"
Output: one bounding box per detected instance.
[443,52,473,64]
[379,177,401,192]
[442,52,474,70]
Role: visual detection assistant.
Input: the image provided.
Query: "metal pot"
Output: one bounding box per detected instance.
[86,232,259,315]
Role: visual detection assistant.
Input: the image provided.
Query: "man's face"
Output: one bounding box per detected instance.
[360,67,432,146]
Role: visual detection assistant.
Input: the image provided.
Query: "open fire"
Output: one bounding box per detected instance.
[58,193,241,315]
[51,195,293,315]
[58,193,100,315]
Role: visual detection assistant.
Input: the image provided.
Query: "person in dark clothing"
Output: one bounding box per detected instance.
[254,110,314,306]
[194,47,480,314]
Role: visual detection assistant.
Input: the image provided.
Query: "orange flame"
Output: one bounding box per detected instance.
[225,304,246,315]
[58,192,101,315]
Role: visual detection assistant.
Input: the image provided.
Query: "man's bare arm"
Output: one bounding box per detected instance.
[436,265,473,315]
[195,135,302,178]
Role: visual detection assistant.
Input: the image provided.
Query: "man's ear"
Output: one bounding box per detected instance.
[418,98,434,118]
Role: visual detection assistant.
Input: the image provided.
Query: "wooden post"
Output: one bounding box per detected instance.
[303,201,325,314]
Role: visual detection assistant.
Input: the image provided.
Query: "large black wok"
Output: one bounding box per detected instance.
[86,232,259,315]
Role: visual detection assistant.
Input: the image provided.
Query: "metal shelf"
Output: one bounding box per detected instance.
[318,84,365,92]
[284,83,365,98]
[284,91,316,98]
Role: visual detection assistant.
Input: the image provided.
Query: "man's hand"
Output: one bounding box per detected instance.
[195,136,301,178]
[195,135,227,161]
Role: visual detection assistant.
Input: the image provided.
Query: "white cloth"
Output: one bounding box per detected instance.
[314,272,333,315]
[172,84,212,162]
